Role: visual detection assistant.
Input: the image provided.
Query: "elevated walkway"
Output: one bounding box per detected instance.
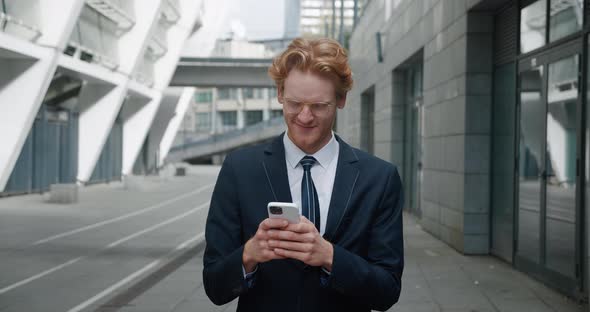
[169,57,274,88]
[165,117,286,163]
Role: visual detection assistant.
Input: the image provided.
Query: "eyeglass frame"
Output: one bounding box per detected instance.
[278,96,338,116]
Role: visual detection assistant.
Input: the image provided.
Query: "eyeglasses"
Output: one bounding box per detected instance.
[280,97,336,116]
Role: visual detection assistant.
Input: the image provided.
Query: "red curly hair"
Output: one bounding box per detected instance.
[268,37,353,100]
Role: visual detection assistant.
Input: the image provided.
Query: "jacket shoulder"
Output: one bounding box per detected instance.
[224,141,269,163]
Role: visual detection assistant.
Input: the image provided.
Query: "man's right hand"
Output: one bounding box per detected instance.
[242,218,289,273]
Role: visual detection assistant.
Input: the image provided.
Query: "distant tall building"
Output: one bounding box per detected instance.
[299,0,363,41]
[284,0,301,39]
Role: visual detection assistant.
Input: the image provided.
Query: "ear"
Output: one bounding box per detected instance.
[336,94,347,109]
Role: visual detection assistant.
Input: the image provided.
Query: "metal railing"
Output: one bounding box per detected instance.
[161,0,181,25]
[0,0,42,42]
[85,0,135,30]
[62,0,139,70]
[169,117,285,152]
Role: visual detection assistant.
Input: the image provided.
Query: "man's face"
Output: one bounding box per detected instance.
[279,69,345,154]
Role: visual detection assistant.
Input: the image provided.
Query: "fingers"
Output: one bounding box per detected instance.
[268,239,312,253]
[273,248,311,263]
[261,248,286,260]
[284,220,316,234]
[267,229,315,243]
[260,218,289,230]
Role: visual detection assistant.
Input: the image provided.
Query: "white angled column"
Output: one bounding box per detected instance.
[123,0,204,174]
[159,87,195,165]
[122,91,163,175]
[76,0,163,183]
[0,0,84,191]
[76,82,128,183]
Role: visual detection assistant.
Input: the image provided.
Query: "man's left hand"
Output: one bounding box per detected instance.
[267,216,333,271]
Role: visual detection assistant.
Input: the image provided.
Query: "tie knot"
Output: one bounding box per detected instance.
[299,156,317,171]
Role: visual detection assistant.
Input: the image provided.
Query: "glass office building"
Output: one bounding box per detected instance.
[343,0,590,299]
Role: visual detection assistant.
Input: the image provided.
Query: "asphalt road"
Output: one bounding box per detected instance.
[0,167,219,312]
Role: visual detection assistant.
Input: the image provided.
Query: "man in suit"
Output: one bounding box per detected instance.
[203,38,404,312]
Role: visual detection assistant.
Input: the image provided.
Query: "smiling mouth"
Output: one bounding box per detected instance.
[296,124,315,129]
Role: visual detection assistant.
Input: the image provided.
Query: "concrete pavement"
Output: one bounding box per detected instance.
[0,165,586,311]
[116,214,586,312]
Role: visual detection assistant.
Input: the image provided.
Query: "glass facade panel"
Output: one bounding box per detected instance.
[517,65,544,263]
[587,36,590,287]
[244,88,254,99]
[78,7,102,52]
[196,112,211,131]
[196,91,213,103]
[521,0,547,54]
[360,89,374,154]
[218,88,237,100]
[545,55,578,277]
[271,109,283,118]
[549,0,583,42]
[245,110,263,126]
[2,0,42,41]
[219,111,237,131]
[491,63,517,262]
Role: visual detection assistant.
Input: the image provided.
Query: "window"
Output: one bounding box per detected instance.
[244,88,254,99]
[245,110,263,126]
[195,91,213,103]
[271,109,283,118]
[520,0,547,54]
[219,111,237,130]
[254,88,264,99]
[218,88,237,100]
[196,112,211,130]
[520,0,584,54]
[269,87,278,98]
[549,0,583,42]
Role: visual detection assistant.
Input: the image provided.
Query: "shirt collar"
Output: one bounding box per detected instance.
[283,131,338,169]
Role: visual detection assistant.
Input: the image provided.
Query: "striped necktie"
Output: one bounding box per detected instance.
[300,156,320,231]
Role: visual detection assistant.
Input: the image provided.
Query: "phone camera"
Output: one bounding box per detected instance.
[269,206,283,215]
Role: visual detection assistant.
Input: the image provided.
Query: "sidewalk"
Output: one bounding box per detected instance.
[116,213,586,312]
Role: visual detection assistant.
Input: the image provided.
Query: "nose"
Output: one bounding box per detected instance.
[296,105,314,123]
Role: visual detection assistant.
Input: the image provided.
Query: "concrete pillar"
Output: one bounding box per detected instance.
[0,0,83,191]
[159,87,195,165]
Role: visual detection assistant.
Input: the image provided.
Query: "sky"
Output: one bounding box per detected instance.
[226,0,285,40]
[181,0,285,57]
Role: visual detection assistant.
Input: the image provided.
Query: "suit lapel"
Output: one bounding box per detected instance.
[262,133,293,203]
[323,136,359,241]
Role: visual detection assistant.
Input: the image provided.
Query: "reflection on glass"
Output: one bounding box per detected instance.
[545,55,578,277]
[518,66,544,263]
[549,0,583,42]
[521,0,547,54]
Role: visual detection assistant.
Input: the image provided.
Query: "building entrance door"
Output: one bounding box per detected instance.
[516,39,582,296]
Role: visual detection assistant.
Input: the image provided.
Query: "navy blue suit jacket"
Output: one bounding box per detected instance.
[203,133,404,312]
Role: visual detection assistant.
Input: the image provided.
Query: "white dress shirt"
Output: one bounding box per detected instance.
[283,132,339,236]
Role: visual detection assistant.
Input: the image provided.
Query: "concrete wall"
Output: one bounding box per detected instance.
[341,0,494,253]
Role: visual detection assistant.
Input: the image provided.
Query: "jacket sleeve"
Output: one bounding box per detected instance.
[202,153,250,305]
[328,165,404,311]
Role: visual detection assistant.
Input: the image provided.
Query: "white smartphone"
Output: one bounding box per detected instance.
[267,202,300,224]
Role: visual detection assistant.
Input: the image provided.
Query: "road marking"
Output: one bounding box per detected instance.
[0,202,209,295]
[107,202,209,248]
[176,232,205,251]
[66,233,206,312]
[33,184,214,245]
[0,257,83,295]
